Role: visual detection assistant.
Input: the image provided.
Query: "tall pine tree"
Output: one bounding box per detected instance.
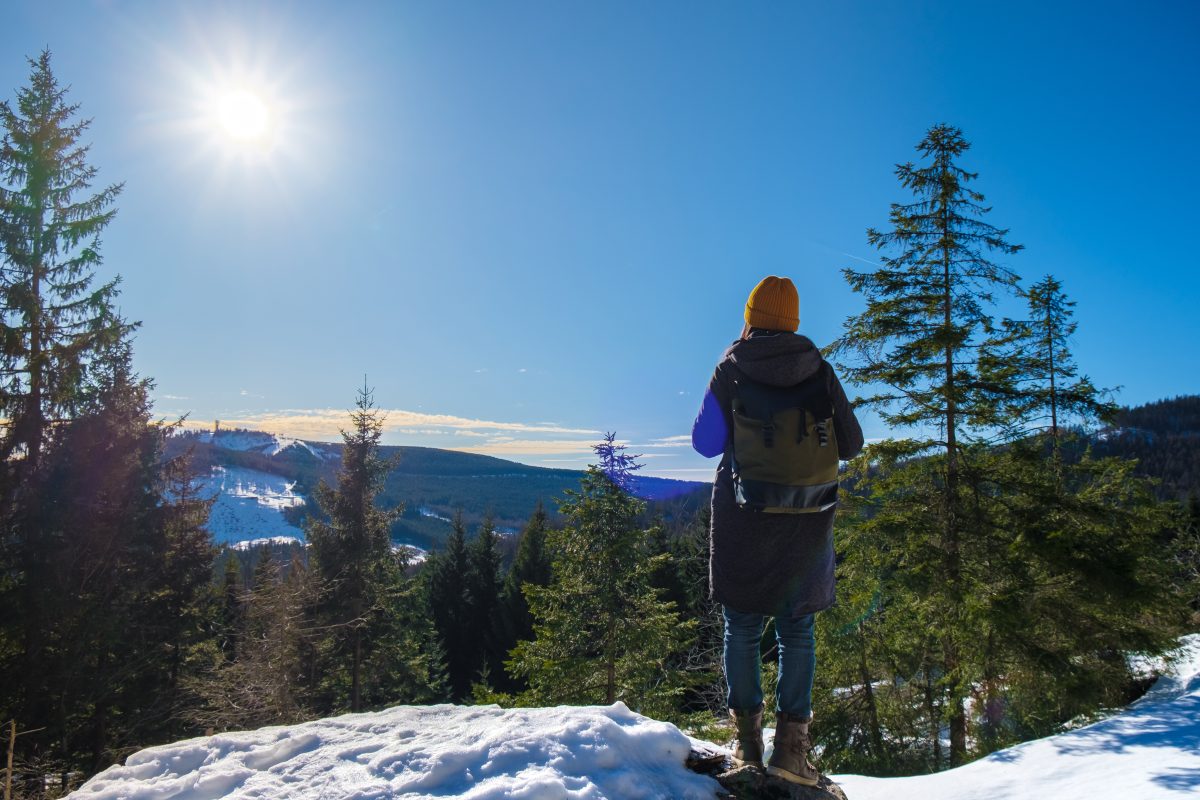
[0,50,131,472]
[425,511,477,701]
[306,381,402,712]
[492,502,553,693]
[830,124,1023,765]
[1002,275,1117,447]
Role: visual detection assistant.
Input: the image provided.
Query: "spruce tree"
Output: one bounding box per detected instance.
[3,351,216,782]
[1001,275,1117,447]
[426,511,477,700]
[306,381,401,712]
[493,502,553,693]
[508,435,694,717]
[466,515,504,686]
[830,124,1023,765]
[0,50,131,472]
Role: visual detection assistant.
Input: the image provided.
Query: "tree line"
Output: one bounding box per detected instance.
[1,52,1197,797]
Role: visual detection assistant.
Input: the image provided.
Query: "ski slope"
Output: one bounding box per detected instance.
[202,465,306,545]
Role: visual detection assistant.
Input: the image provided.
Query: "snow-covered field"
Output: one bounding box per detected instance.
[68,703,719,800]
[68,635,1200,799]
[202,465,306,546]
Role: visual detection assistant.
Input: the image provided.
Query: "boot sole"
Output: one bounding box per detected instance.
[766,765,819,786]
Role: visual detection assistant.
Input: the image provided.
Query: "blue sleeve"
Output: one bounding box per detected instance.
[692,387,728,458]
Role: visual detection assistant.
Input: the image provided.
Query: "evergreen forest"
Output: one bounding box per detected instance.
[1,52,1197,798]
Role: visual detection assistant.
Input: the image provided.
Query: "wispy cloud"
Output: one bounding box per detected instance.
[183,407,601,442]
[642,434,691,448]
[448,438,606,456]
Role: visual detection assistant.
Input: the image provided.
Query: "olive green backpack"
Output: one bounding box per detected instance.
[729,361,840,513]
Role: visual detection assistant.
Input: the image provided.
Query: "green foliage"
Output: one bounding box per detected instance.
[830,123,1023,445]
[0,53,218,789]
[0,50,133,469]
[1002,275,1117,435]
[814,438,1191,775]
[305,382,445,712]
[508,438,696,719]
[489,503,554,694]
[823,124,1191,774]
[425,511,478,700]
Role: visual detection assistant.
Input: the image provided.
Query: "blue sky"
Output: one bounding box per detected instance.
[3,1,1197,478]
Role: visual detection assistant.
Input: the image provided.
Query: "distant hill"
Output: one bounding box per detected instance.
[1092,395,1200,500]
[164,429,709,550]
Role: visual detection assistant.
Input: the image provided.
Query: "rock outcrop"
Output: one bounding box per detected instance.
[686,745,848,800]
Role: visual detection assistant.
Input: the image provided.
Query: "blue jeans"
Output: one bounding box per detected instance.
[723,605,815,718]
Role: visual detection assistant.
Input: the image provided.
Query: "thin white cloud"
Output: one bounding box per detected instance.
[642,435,691,448]
[183,407,601,442]
[449,438,605,456]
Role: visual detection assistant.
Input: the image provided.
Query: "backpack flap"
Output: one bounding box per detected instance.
[730,369,840,514]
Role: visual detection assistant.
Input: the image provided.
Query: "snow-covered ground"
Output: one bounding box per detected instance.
[198,429,334,460]
[202,465,306,545]
[68,703,719,800]
[68,636,1200,799]
[230,536,305,551]
[834,633,1200,800]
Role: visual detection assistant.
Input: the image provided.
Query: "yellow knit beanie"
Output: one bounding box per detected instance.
[744,275,799,331]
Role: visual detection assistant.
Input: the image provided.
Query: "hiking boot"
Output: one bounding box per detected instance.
[728,703,764,768]
[767,712,819,786]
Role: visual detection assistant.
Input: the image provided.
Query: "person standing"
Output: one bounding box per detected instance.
[692,275,863,785]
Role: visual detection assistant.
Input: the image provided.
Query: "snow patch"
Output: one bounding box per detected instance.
[834,634,1200,800]
[198,429,333,460]
[230,536,305,552]
[69,703,720,800]
[202,466,306,546]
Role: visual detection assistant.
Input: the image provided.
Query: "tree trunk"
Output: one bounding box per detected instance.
[352,628,362,713]
[856,625,885,765]
[605,617,617,704]
[924,671,942,772]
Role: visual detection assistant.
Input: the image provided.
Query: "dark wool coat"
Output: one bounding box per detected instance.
[692,330,864,618]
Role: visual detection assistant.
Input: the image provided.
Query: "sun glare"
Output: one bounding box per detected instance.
[217,89,270,141]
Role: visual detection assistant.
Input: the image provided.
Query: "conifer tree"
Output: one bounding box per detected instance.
[0,50,131,472]
[2,350,216,781]
[830,124,1023,764]
[426,511,477,700]
[508,435,694,717]
[192,549,316,731]
[306,381,401,712]
[501,502,552,640]
[493,503,553,693]
[466,515,504,685]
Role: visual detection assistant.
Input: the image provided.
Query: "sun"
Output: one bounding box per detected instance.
[216,89,270,141]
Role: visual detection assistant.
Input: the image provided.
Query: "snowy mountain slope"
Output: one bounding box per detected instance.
[834,633,1200,800]
[168,428,710,549]
[68,703,720,800]
[198,429,334,460]
[201,465,306,546]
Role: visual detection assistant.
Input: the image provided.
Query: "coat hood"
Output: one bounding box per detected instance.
[723,331,823,387]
